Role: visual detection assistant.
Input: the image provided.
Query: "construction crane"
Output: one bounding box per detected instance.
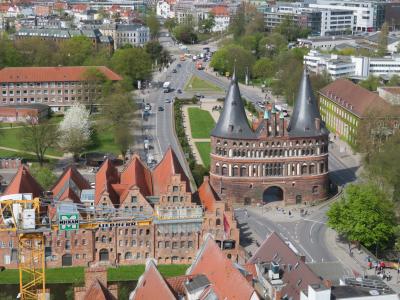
[0,195,153,300]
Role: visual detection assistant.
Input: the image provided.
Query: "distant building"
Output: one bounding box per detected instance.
[210,6,230,32]
[304,50,400,80]
[378,87,400,106]
[156,0,175,19]
[0,66,122,112]
[319,79,400,145]
[74,267,118,300]
[209,69,330,205]
[99,23,149,49]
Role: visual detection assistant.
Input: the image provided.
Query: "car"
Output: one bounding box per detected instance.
[144,103,151,111]
[177,64,181,68]
[177,89,182,94]
[158,106,164,111]
[195,94,205,99]
[165,99,171,103]
[172,69,177,73]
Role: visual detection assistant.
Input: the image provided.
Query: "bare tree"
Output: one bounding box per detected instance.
[20,115,58,166]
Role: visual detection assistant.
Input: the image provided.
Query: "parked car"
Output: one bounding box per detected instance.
[177,89,182,94]
[165,99,172,103]
[172,69,177,73]
[158,106,164,111]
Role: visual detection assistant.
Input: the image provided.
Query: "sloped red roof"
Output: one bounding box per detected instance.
[249,232,323,300]
[120,155,153,196]
[188,236,255,300]
[210,6,229,16]
[197,176,220,211]
[51,166,90,201]
[152,147,190,195]
[4,165,44,198]
[319,79,391,118]
[132,261,176,300]
[0,66,122,83]
[95,159,120,206]
[71,3,88,12]
[84,280,116,300]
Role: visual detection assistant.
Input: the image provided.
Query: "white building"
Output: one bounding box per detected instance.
[210,6,230,32]
[156,1,175,19]
[304,50,400,79]
[309,0,384,33]
[100,23,150,49]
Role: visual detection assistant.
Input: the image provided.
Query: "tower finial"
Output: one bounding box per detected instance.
[232,59,237,82]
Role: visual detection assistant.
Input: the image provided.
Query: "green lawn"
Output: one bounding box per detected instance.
[188,108,215,139]
[0,265,188,284]
[86,124,121,156]
[184,76,223,92]
[196,142,211,168]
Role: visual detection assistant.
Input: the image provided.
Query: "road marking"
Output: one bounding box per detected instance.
[310,221,317,243]
[303,218,326,224]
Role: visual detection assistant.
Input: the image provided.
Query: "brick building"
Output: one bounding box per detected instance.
[0,103,49,123]
[0,148,241,269]
[0,66,122,112]
[209,69,330,205]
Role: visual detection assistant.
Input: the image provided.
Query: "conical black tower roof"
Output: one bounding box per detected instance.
[287,69,329,138]
[211,71,256,139]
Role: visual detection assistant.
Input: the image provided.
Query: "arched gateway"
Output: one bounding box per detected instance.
[263,186,284,203]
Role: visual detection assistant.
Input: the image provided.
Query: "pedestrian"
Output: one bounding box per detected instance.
[289,211,292,217]
[368,261,372,269]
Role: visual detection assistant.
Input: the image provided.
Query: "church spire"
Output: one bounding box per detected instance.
[287,68,328,137]
[211,67,256,139]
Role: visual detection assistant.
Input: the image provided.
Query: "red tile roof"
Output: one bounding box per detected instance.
[210,6,229,16]
[188,236,256,300]
[120,155,153,196]
[249,232,323,300]
[95,159,119,206]
[132,261,176,300]
[152,147,190,195]
[166,275,194,296]
[0,66,122,83]
[319,79,390,117]
[84,280,116,300]
[4,165,44,198]
[51,166,90,202]
[197,176,220,211]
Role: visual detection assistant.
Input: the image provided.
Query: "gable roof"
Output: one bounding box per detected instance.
[4,165,44,198]
[197,176,220,211]
[152,147,190,195]
[319,78,391,118]
[210,5,229,16]
[0,66,122,83]
[249,232,323,300]
[187,236,256,300]
[51,166,90,202]
[120,155,153,196]
[95,159,120,206]
[132,260,177,300]
[83,280,116,300]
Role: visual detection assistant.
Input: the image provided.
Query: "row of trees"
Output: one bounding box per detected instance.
[0,34,170,89]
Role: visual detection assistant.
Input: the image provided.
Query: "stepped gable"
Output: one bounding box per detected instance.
[94,159,120,206]
[187,236,256,299]
[83,280,116,300]
[4,165,44,197]
[152,147,190,195]
[211,70,256,140]
[120,154,153,196]
[288,68,328,138]
[131,260,177,300]
[249,232,323,300]
[197,176,220,211]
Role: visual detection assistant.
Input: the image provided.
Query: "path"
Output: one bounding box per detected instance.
[0,146,62,160]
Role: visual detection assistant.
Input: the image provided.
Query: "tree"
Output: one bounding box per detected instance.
[100,91,136,156]
[252,58,275,80]
[377,22,389,57]
[199,14,215,33]
[110,47,152,88]
[275,16,308,42]
[164,18,177,32]
[210,44,255,80]
[173,24,198,44]
[58,103,92,160]
[19,115,58,166]
[146,14,160,39]
[82,67,109,114]
[309,71,332,98]
[31,166,57,190]
[327,183,396,251]
[57,36,93,66]
[0,34,22,68]
[145,40,170,65]
[14,38,57,66]
[386,74,400,86]
[359,75,380,91]
[230,4,245,40]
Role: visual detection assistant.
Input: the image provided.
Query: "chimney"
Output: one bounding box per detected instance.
[315,118,321,130]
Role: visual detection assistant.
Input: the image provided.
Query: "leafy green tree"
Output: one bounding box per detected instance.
[252,58,275,80]
[145,40,170,65]
[327,183,396,250]
[230,4,245,39]
[146,13,160,39]
[377,22,389,56]
[275,16,309,42]
[31,167,57,190]
[82,67,109,114]
[199,14,215,33]
[262,33,287,57]
[210,44,255,80]
[309,71,332,98]
[173,24,198,44]
[359,75,380,91]
[20,116,58,166]
[386,74,400,86]
[0,34,22,68]
[57,36,93,66]
[164,18,177,32]
[110,47,152,88]
[14,38,57,66]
